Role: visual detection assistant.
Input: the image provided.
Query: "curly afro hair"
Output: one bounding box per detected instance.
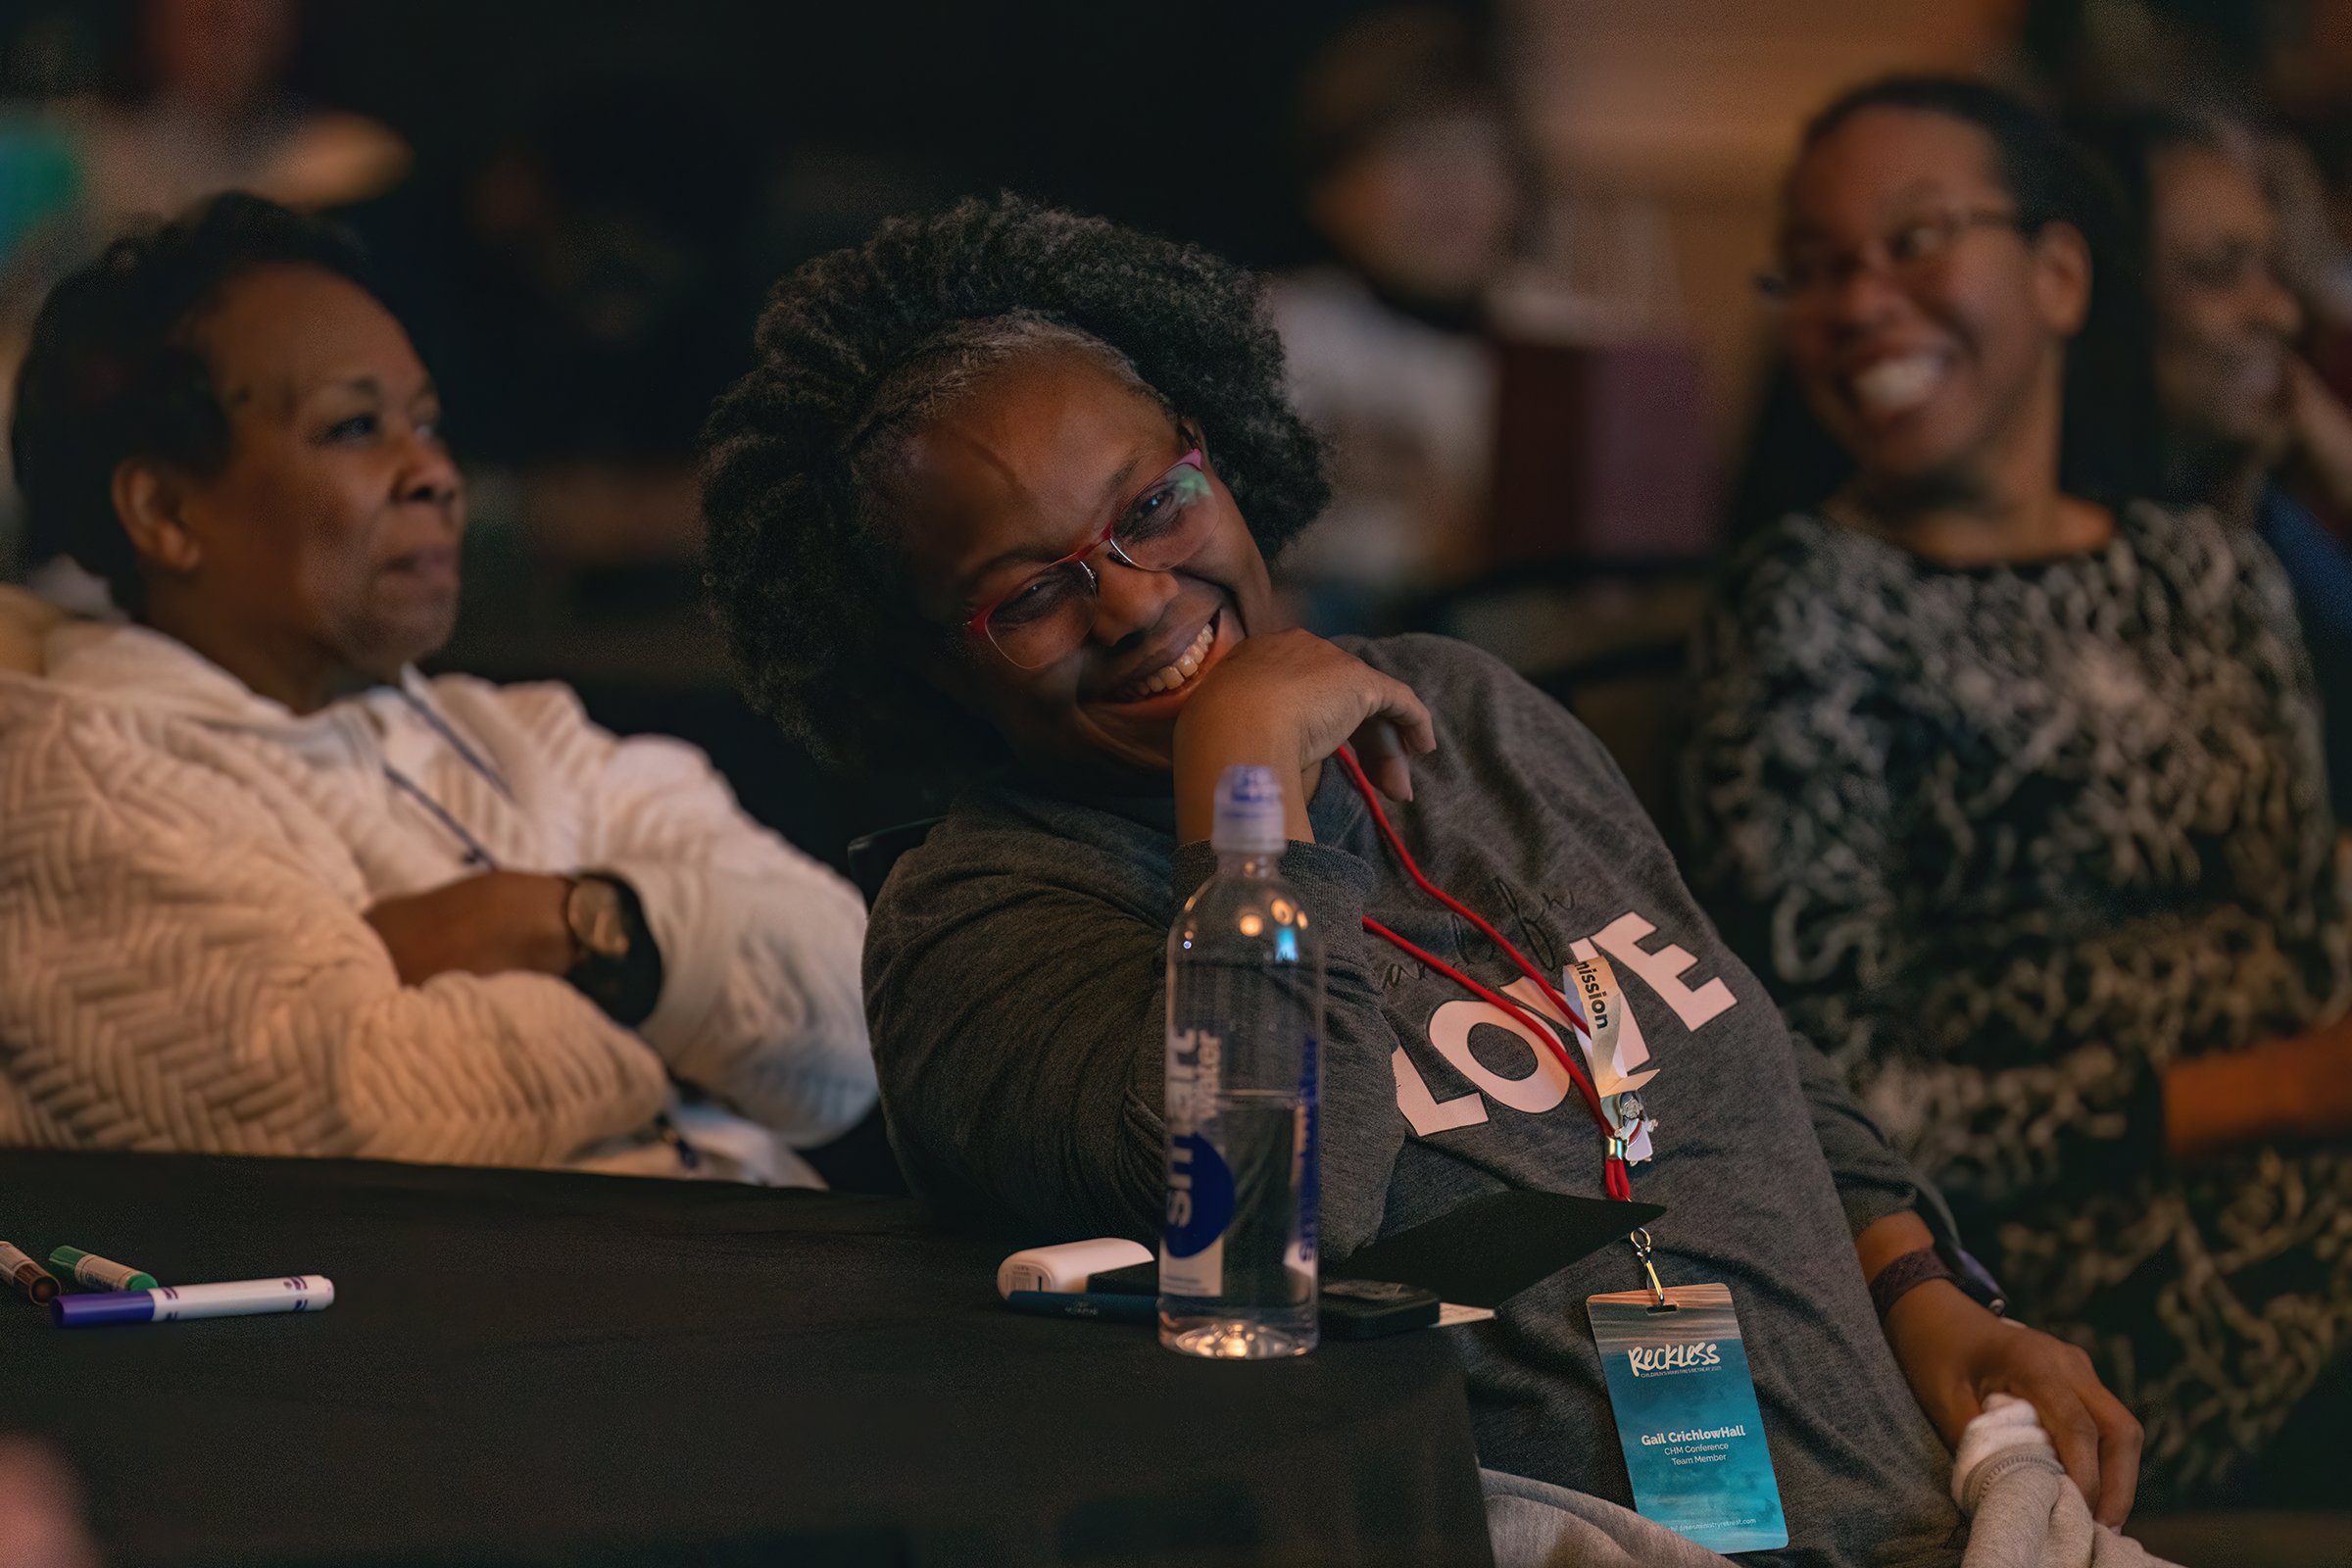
[700,194,1330,788]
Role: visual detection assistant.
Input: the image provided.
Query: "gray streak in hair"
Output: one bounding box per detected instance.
[844,312,1171,525]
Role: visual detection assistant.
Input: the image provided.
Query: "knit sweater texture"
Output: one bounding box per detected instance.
[1685,504,2349,1499]
[0,618,877,1172]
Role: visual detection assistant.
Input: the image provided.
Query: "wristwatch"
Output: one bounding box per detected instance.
[564,872,663,1027]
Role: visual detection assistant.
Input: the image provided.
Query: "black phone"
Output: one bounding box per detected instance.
[1318,1278,1441,1339]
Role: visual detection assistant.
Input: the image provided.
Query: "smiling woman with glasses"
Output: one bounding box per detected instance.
[1685,75,2351,1507]
[964,436,1215,671]
[1756,206,2027,305]
[703,192,2147,1565]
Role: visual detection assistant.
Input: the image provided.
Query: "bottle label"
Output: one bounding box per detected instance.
[1289,1032,1320,1275]
[1162,1027,1232,1297]
[74,1254,142,1291]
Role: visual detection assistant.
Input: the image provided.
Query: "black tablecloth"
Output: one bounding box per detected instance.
[0,1152,1492,1567]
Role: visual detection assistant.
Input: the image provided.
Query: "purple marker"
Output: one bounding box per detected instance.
[50,1274,333,1328]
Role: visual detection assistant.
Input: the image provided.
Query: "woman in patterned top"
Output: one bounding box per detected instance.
[1685,75,2349,1504]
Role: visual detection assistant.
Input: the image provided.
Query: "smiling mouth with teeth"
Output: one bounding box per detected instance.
[1851,354,1943,416]
[1109,612,1218,703]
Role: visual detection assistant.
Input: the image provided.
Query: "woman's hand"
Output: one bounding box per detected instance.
[364,871,575,987]
[1172,628,1435,844]
[1885,1281,2142,1528]
[1858,1211,2140,1527]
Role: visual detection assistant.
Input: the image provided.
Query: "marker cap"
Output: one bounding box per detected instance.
[0,1241,58,1305]
[49,1246,156,1292]
[49,1291,157,1329]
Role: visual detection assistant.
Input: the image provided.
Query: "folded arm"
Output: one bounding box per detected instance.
[866,803,1405,1254]
[442,679,878,1146]
[364,870,574,985]
[0,734,667,1165]
[1688,588,2307,1205]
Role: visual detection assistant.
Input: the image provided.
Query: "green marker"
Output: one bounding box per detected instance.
[49,1247,157,1293]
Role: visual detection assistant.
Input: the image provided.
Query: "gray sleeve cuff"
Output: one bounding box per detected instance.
[1173,839,1376,917]
[1172,838,1380,978]
[1839,1182,1922,1241]
[1783,1025,1999,1306]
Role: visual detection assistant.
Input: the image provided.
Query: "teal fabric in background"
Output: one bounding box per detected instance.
[0,118,79,268]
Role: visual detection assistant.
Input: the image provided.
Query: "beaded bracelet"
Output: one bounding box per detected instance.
[1869,1247,1957,1321]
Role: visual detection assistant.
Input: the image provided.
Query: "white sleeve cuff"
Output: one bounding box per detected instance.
[600,855,738,1055]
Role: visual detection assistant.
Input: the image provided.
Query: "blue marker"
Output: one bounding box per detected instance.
[1004,1290,1155,1324]
[50,1275,333,1329]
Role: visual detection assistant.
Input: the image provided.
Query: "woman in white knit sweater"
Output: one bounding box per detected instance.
[0,193,876,1179]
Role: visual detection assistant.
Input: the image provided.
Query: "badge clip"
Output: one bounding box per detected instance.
[1629,1227,1673,1313]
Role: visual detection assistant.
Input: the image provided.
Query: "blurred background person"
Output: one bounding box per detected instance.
[1266,4,1722,845]
[0,0,407,274]
[0,0,409,604]
[51,0,404,230]
[2074,105,2352,821]
[1684,75,2348,1507]
[1269,5,1523,632]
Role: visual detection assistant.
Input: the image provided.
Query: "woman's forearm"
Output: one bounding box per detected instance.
[1169,628,1434,845]
[2163,1016,2352,1159]
[1856,1208,1936,1284]
[1172,710,1317,846]
[1857,1209,2142,1526]
[363,871,575,986]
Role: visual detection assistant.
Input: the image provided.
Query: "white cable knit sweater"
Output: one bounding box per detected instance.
[0,609,876,1174]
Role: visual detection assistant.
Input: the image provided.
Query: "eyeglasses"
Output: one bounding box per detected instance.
[2173,241,2289,295]
[1757,208,2028,305]
[963,440,1218,669]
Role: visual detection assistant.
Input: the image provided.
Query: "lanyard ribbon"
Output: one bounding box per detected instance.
[1332,746,1633,1202]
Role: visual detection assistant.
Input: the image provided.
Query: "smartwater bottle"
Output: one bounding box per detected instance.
[1160,764,1323,1357]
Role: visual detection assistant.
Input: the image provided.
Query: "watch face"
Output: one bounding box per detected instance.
[569,879,632,959]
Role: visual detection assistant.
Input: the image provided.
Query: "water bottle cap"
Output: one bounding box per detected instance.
[1211,764,1287,854]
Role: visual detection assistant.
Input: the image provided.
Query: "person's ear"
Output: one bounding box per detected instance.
[1180,416,1212,469]
[2030,220,2092,339]
[110,461,203,576]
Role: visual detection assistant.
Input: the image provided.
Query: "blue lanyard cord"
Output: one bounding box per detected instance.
[391,686,515,803]
[382,764,502,870]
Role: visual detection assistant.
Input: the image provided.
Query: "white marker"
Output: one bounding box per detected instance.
[50,1275,333,1329]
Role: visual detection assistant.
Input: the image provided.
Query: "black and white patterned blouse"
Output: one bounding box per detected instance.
[1684,502,2348,1499]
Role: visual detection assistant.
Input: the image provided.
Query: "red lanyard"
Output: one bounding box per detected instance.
[1334,746,1634,1202]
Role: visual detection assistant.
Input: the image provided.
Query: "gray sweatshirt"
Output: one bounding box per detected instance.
[867,635,1964,1568]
